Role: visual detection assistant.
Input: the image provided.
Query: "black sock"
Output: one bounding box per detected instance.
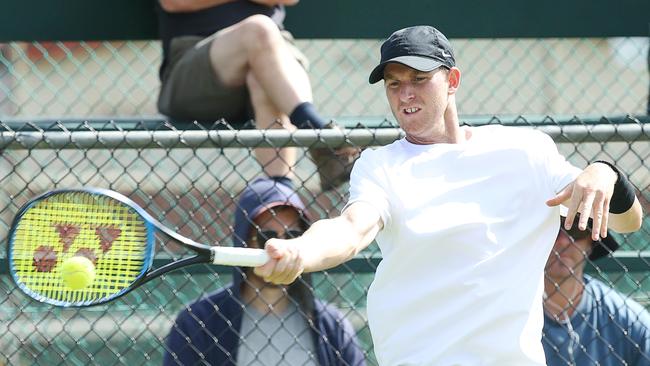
[289,102,326,129]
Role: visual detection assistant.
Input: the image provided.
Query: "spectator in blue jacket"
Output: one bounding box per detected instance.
[543,213,650,365]
[163,177,366,366]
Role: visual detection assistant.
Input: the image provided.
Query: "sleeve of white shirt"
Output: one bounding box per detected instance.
[540,132,582,193]
[344,148,391,229]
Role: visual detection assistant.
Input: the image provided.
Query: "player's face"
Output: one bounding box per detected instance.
[545,228,593,282]
[383,63,451,143]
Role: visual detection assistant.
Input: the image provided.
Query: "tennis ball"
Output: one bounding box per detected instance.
[60,256,96,290]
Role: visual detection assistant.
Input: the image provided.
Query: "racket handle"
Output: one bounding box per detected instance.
[210,247,269,267]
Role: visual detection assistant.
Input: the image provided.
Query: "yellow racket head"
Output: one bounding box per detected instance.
[8,189,154,307]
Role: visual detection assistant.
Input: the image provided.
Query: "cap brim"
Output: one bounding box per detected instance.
[558,205,619,261]
[368,56,445,84]
[590,235,619,261]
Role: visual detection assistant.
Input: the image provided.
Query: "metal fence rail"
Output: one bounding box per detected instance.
[1,118,649,365]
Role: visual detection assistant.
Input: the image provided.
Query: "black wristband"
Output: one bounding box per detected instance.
[593,160,636,214]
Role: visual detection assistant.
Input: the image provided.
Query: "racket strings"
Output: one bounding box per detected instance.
[10,192,150,305]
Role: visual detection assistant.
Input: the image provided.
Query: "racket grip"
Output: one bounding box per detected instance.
[210,247,269,267]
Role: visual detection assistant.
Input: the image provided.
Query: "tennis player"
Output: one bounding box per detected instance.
[254,25,643,365]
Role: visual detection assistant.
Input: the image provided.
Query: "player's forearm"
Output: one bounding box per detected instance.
[590,161,643,233]
[608,197,643,233]
[298,216,373,272]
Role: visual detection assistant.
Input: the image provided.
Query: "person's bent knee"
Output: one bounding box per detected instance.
[239,15,284,49]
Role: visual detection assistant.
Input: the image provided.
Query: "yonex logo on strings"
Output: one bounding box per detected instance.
[32,223,122,272]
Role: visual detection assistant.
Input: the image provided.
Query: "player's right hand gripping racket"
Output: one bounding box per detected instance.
[7,188,269,307]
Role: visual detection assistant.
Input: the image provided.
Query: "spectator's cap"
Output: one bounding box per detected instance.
[559,206,619,261]
[369,25,456,84]
[233,177,310,248]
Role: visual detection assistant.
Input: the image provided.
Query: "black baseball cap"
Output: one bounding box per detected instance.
[559,208,620,261]
[369,25,456,84]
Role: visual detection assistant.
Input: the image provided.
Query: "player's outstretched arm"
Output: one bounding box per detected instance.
[254,201,383,285]
[546,161,643,240]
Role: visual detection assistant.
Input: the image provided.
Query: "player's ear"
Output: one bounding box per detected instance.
[447,67,461,95]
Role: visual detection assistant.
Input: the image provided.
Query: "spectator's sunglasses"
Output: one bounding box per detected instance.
[256,229,304,244]
[559,217,592,242]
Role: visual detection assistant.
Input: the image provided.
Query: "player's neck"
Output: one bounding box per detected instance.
[442,122,466,144]
[543,275,585,320]
[441,98,466,144]
[405,120,467,145]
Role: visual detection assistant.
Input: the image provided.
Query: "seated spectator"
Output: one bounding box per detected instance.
[155,0,357,190]
[163,177,366,365]
[543,213,650,365]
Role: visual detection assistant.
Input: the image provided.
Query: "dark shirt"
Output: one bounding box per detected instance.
[156,1,285,75]
[543,275,650,365]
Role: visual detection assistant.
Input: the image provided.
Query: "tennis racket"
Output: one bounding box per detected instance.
[7,188,269,307]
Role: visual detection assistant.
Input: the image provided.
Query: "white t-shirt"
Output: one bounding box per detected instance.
[346,125,580,365]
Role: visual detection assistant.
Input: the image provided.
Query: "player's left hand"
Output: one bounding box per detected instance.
[546,162,618,240]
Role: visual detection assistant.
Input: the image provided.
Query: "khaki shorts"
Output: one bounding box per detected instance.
[157,30,309,125]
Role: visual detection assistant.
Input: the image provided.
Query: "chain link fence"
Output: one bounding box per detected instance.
[0,29,649,366]
[0,118,649,365]
[0,38,648,119]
